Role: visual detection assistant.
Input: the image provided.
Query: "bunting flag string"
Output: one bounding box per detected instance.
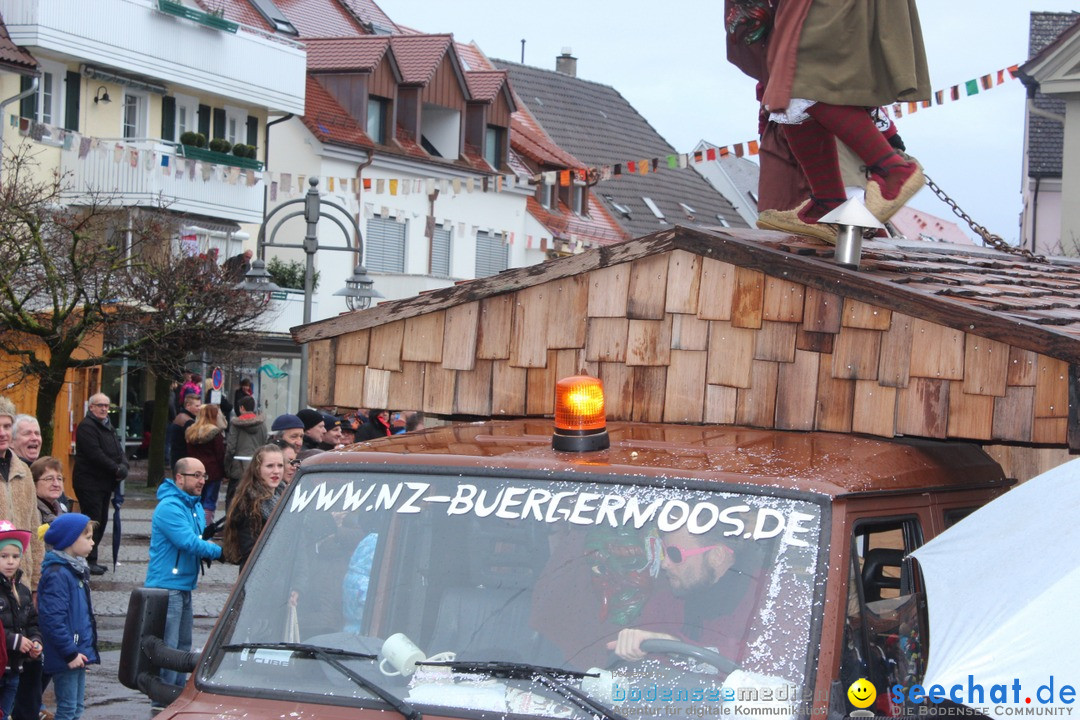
[6,61,1022,212]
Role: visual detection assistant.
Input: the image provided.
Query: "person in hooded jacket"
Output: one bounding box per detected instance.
[185,405,227,527]
[223,395,267,511]
[354,409,391,442]
[145,457,222,688]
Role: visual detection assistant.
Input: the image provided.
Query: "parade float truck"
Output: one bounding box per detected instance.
[121,375,1008,720]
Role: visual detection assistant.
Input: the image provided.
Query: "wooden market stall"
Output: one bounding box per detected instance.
[293,226,1080,482]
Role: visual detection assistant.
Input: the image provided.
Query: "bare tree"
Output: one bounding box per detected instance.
[0,145,268,481]
[115,216,268,484]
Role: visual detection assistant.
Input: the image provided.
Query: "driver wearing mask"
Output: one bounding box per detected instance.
[607,525,755,664]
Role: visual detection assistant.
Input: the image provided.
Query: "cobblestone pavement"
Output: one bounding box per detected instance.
[50,459,235,719]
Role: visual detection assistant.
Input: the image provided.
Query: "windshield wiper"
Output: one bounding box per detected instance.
[223,642,421,720]
[416,660,627,720]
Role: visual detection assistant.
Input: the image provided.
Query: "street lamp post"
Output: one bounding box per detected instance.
[241,177,381,409]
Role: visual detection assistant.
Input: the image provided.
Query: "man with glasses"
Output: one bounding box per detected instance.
[72,393,128,575]
[607,525,754,665]
[145,457,223,689]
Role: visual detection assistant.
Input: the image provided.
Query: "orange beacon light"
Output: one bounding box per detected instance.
[552,375,610,452]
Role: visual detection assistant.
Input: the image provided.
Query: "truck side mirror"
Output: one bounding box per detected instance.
[118,587,169,690]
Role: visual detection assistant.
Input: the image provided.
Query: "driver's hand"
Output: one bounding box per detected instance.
[607,629,676,662]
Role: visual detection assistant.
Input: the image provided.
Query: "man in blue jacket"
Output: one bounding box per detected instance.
[145,457,222,688]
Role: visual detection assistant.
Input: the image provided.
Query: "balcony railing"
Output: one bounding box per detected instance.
[60,138,264,224]
[0,0,304,114]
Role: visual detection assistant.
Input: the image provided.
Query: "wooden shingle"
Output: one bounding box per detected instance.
[587,264,630,317]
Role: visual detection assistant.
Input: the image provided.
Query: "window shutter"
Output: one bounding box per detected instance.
[19,76,36,120]
[64,71,80,131]
[246,115,258,147]
[474,231,508,278]
[365,216,406,273]
[197,104,211,136]
[160,96,176,141]
[212,107,225,139]
[431,227,451,277]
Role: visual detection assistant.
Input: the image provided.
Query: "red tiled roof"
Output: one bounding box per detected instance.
[199,0,368,37]
[389,34,453,85]
[464,70,508,102]
[394,124,428,158]
[306,36,390,72]
[268,0,366,37]
[337,0,399,33]
[302,76,373,150]
[526,196,630,247]
[0,12,37,74]
[511,109,581,169]
[455,41,492,71]
[197,0,270,32]
[888,206,974,246]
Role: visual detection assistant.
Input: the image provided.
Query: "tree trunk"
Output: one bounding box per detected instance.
[34,363,69,457]
[147,373,172,487]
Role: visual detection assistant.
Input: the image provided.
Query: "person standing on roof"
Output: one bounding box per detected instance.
[730,0,929,243]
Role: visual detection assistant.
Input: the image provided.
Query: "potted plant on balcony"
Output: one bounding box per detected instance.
[179,131,206,148]
[177,135,264,171]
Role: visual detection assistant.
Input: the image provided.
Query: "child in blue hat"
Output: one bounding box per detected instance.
[38,514,99,720]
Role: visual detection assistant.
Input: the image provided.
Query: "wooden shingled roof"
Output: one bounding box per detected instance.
[293,227,1080,450]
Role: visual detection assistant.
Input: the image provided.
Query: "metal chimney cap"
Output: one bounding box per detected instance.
[819,196,885,229]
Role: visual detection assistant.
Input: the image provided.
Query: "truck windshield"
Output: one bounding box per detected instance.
[201,471,824,719]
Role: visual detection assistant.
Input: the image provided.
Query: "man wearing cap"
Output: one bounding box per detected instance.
[146,457,222,688]
[0,398,44,591]
[296,409,326,451]
[270,414,304,453]
[317,414,344,450]
[72,393,127,576]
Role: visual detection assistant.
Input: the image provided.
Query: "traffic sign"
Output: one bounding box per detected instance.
[211,367,224,391]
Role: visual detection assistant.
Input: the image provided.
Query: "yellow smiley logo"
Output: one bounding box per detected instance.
[847,678,877,709]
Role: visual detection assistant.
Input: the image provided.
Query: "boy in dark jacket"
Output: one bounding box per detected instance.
[38,514,99,720]
[0,521,41,717]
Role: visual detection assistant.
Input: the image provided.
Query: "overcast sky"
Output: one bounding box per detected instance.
[380,1,1079,245]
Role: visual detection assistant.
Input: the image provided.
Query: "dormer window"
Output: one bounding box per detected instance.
[367,96,389,144]
[421,104,461,159]
[484,125,505,169]
[538,182,553,209]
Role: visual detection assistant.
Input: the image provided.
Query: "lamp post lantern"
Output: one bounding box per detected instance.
[241,177,381,409]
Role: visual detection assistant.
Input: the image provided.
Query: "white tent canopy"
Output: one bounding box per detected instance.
[910,458,1080,718]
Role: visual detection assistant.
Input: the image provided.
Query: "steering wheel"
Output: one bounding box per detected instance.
[638,638,739,677]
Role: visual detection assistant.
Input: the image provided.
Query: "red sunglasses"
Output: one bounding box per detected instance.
[664,543,719,564]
